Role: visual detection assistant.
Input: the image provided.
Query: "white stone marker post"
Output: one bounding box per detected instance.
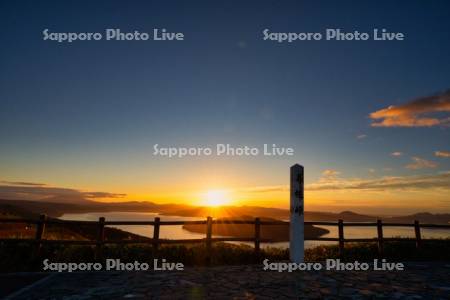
[290,164,304,263]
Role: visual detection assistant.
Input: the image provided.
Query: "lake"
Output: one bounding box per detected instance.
[60,212,450,249]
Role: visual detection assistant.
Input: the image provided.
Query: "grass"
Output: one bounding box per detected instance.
[0,222,150,241]
[1,239,449,272]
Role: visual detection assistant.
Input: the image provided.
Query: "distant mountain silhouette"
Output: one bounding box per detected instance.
[1,199,449,224]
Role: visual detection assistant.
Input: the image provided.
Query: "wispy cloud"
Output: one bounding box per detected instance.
[322,169,340,177]
[435,151,450,158]
[0,181,46,186]
[236,185,288,194]
[405,157,438,170]
[237,170,450,194]
[0,183,126,202]
[306,171,450,191]
[369,90,450,127]
[82,192,126,198]
[356,134,367,139]
[390,151,403,157]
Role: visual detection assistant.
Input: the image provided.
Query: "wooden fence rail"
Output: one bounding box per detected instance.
[1,215,450,258]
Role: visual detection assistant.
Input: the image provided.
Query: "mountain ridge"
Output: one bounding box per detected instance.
[1,198,449,224]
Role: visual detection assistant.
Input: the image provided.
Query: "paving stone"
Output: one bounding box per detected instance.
[9,262,450,299]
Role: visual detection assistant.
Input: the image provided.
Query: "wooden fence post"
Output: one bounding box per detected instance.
[290,164,304,263]
[254,217,261,258]
[96,217,105,260]
[338,219,344,257]
[206,216,212,264]
[34,214,47,258]
[153,217,160,250]
[377,219,384,256]
[414,220,421,249]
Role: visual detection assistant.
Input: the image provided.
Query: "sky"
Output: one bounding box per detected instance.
[1,0,450,214]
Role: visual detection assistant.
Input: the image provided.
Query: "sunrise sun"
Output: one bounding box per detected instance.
[202,190,231,207]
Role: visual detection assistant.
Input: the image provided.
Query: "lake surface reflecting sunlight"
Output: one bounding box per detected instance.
[61,212,450,249]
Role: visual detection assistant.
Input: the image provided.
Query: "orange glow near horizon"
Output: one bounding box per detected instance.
[49,169,450,214]
[89,186,450,215]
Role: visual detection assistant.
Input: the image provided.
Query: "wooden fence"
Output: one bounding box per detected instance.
[1,215,450,258]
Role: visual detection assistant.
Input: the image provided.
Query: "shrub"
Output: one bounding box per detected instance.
[1,239,449,272]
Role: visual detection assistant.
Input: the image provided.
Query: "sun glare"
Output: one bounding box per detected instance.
[203,190,231,207]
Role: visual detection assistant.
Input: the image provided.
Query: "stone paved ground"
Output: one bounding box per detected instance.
[9,262,450,299]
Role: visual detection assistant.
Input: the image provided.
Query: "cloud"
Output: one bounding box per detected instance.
[0,181,46,186]
[322,169,341,177]
[356,134,367,139]
[306,171,450,191]
[390,152,403,157]
[405,157,438,170]
[0,183,126,203]
[83,192,127,198]
[369,90,450,127]
[435,151,450,158]
[237,185,288,194]
[238,170,450,194]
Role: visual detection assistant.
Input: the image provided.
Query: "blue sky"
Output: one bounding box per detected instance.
[1,0,449,213]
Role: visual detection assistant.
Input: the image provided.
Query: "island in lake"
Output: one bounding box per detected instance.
[183,216,329,241]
